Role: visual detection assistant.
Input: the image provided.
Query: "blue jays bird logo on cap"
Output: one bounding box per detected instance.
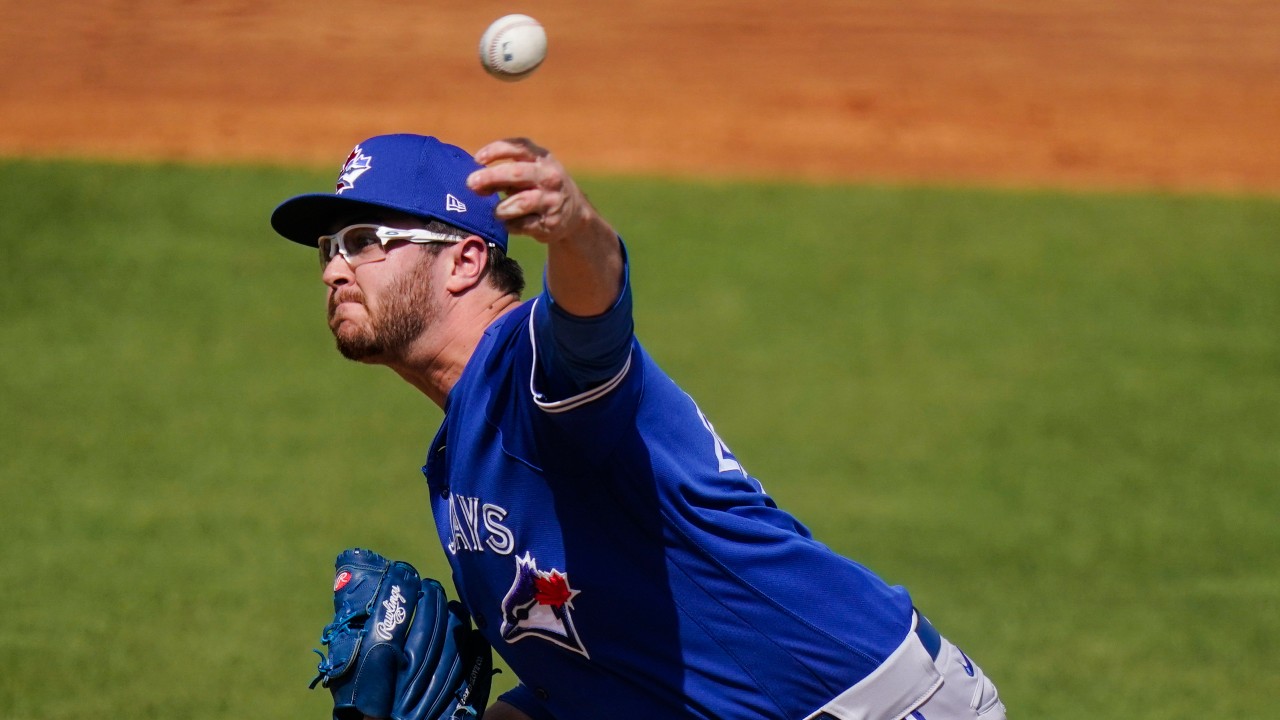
[335,146,373,194]
[271,134,510,252]
[500,552,588,657]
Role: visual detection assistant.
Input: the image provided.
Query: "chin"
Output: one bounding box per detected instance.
[333,329,385,363]
[336,343,388,364]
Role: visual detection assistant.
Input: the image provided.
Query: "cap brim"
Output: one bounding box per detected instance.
[270,194,435,247]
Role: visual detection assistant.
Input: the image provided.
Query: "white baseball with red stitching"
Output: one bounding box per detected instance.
[478,14,548,81]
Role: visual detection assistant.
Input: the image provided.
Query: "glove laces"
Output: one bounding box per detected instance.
[308,607,364,689]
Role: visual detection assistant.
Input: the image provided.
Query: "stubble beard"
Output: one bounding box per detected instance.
[329,259,437,363]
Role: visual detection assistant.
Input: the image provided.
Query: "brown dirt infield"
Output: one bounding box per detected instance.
[3,0,1278,193]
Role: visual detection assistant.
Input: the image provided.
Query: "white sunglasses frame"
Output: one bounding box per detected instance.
[317,224,468,269]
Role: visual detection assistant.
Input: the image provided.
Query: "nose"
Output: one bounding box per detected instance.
[321,253,353,288]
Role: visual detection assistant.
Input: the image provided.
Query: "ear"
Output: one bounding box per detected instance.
[442,236,491,293]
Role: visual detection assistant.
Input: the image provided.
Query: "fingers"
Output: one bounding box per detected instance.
[467,139,556,198]
[493,185,572,238]
[499,202,555,237]
[473,137,547,166]
[467,138,583,243]
[494,189,543,220]
[468,159,552,198]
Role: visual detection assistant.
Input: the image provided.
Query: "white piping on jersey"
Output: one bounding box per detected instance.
[527,297,633,414]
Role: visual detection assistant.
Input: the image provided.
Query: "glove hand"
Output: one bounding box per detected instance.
[311,548,420,719]
[393,579,493,720]
[310,548,494,720]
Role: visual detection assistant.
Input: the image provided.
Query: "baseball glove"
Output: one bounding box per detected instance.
[310,548,493,720]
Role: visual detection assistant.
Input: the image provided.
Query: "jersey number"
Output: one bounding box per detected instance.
[696,405,745,476]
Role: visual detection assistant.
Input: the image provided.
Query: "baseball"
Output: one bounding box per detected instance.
[478,14,547,81]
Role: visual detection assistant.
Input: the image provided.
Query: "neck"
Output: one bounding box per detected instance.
[381,291,522,409]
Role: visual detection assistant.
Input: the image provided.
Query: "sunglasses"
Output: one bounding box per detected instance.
[317,224,465,269]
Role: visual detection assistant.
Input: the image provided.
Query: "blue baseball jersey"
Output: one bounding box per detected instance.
[424,256,914,720]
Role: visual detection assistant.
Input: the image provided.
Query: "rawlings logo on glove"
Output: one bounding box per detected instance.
[310,548,494,720]
[375,585,409,642]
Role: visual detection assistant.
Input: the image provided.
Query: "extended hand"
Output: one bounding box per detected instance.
[467,138,603,245]
[468,138,623,317]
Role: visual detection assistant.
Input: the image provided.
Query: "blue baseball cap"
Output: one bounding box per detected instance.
[270,134,508,251]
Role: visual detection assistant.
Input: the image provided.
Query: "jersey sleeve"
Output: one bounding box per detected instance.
[529,239,635,409]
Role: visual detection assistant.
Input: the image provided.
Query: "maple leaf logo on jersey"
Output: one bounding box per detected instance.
[335,146,372,194]
[499,552,588,657]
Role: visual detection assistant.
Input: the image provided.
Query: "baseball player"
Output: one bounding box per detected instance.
[271,133,1006,720]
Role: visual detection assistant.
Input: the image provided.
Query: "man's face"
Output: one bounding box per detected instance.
[321,218,440,363]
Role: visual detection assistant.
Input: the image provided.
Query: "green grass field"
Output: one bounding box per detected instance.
[1,158,1277,718]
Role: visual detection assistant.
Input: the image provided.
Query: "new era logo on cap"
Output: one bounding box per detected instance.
[269,134,509,251]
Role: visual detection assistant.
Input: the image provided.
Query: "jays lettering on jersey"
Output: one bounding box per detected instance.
[423,249,914,720]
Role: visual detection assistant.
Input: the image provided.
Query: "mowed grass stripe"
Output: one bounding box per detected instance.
[1,158,1276,719]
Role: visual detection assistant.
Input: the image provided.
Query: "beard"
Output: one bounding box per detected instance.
[327,258,437,362]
